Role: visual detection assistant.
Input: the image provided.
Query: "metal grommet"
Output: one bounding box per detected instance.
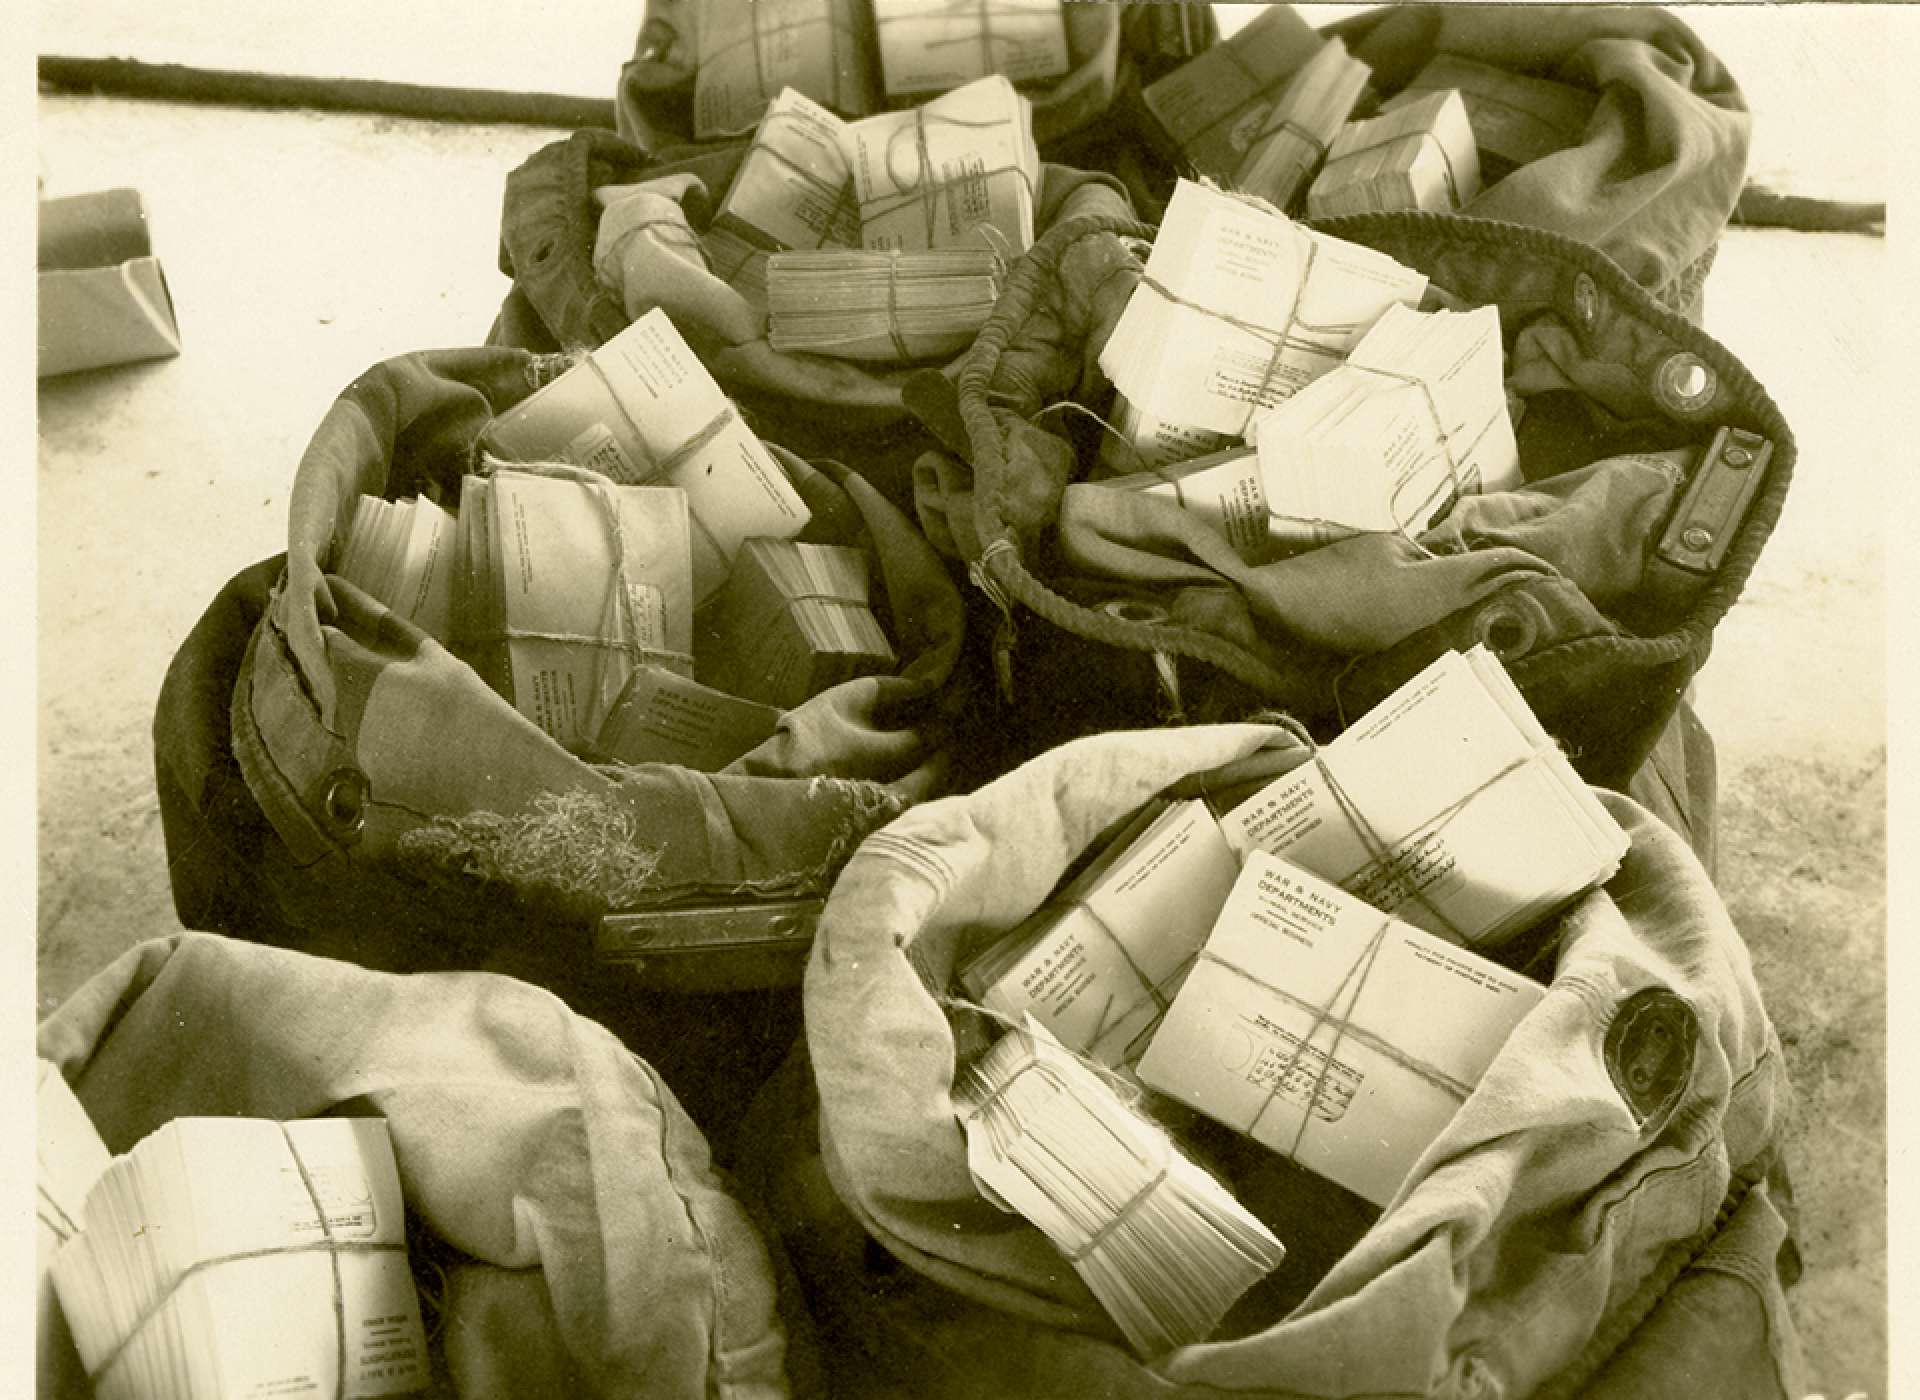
[1655,352,1717,414]
[1572,272,1599,328]
[1472,593,1547,662]
[320,767,370,837]
[1681,525,1714,553]
[1100,597,1169,626]
[1723,445,1754,468]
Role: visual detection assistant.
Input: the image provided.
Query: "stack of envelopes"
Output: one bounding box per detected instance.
[458,467,695,753]
[1231,37,1371,211]
[958,1020,1287,1357]
[479,308,812,602]
[766,247,1002,360]
[50,1119,430,1400]
[873,0,1070,98]
[1138,5,1325,183]
[334,494,458,643]
[839,75,1041,255]
[1306,89,1481,219]
[694,0,876,139]
[698,537,895,709]
[1217,645,1629,950]
[1098,179,1427,469]
[1136,854,1548,1207]
[958,798,1240,1068]
[1249,302,1520,543]
[704,87,863,310]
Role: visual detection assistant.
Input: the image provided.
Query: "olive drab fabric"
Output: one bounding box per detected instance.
[927,207,1790,793]
[1324,5,1751,310]
[742,723,1800,1400]
[154,346,968,972]
[489,127,1136,494]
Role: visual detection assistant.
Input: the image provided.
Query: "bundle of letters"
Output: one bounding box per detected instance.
[1247,300,1523,543]
[50,1116,430,1400]
[704,88,863,312]
[336,309,895,768]
[1219,646,1628,948]
[457,466,696,754]
[957,1019,1287,1356]
[38,1062,113,1399]
[694,0,878,139]
[697,537,896,707]
[333,493,457,642]
[1138,4,1326,183]
[958,797,1240,1068]
[1305,89,1482,220]
[766,247,1004,360]
[1382,53,1597,182]
[958,645,1623,1214]
[478,308,813,601]
[1097,178,1429,470]
[1134,852,1547,1207]
[707,76,1040,314]
[872,0,1069,99]
[1231,36,1372,212]
[691,0,1073,138]
[840,75,1041,254]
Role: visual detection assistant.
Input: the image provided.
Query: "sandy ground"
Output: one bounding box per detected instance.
[30,5,1892,1394]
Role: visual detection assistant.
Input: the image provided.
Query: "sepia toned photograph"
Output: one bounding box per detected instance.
[28,3,1894,1397]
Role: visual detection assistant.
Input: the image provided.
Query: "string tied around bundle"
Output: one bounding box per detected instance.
[872,107,1038,253]
[1216,710,1558,1164]
[960,1049,1174,1266]
[84,1123,404,1400]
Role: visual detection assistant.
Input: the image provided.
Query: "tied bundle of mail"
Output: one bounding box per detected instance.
[958,1020,1286,1356]
[1306,89,1480,220]
[960,646,1623,1092]
[457,465,695,756]
[1136,852,1546,1207]
[1098,178,1428,470]
[1139,5,1324,183]
[697,536,895,707]
[959,798,1240,1068]
[479,308,812,602]
[50,1117,430,1400]
[38,1063,114,1399]
[333,494,457,643]
[704,87,863,311]
[1383,54,1597,182]
[1219,646,1628,952]
[839,75,1041,255]
[873,0,1070,99]
[767,247,1003,360]
[1232,36,1372,212]
[956,646,1620,1285]
[694,0,876,139]
[1248,300,1521,544]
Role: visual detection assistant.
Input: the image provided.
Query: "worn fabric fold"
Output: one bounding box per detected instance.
[743,723,1794,1399]
[39,931,807,1400]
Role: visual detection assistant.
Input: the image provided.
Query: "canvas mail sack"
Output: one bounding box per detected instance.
[609,1,1215,161]
[38,931,813,1400]
[906,201,1788,794]
[153,346,968,1027]
[737,722,1802,1400]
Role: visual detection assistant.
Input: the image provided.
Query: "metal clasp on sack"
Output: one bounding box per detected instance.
[596,896,824,962]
